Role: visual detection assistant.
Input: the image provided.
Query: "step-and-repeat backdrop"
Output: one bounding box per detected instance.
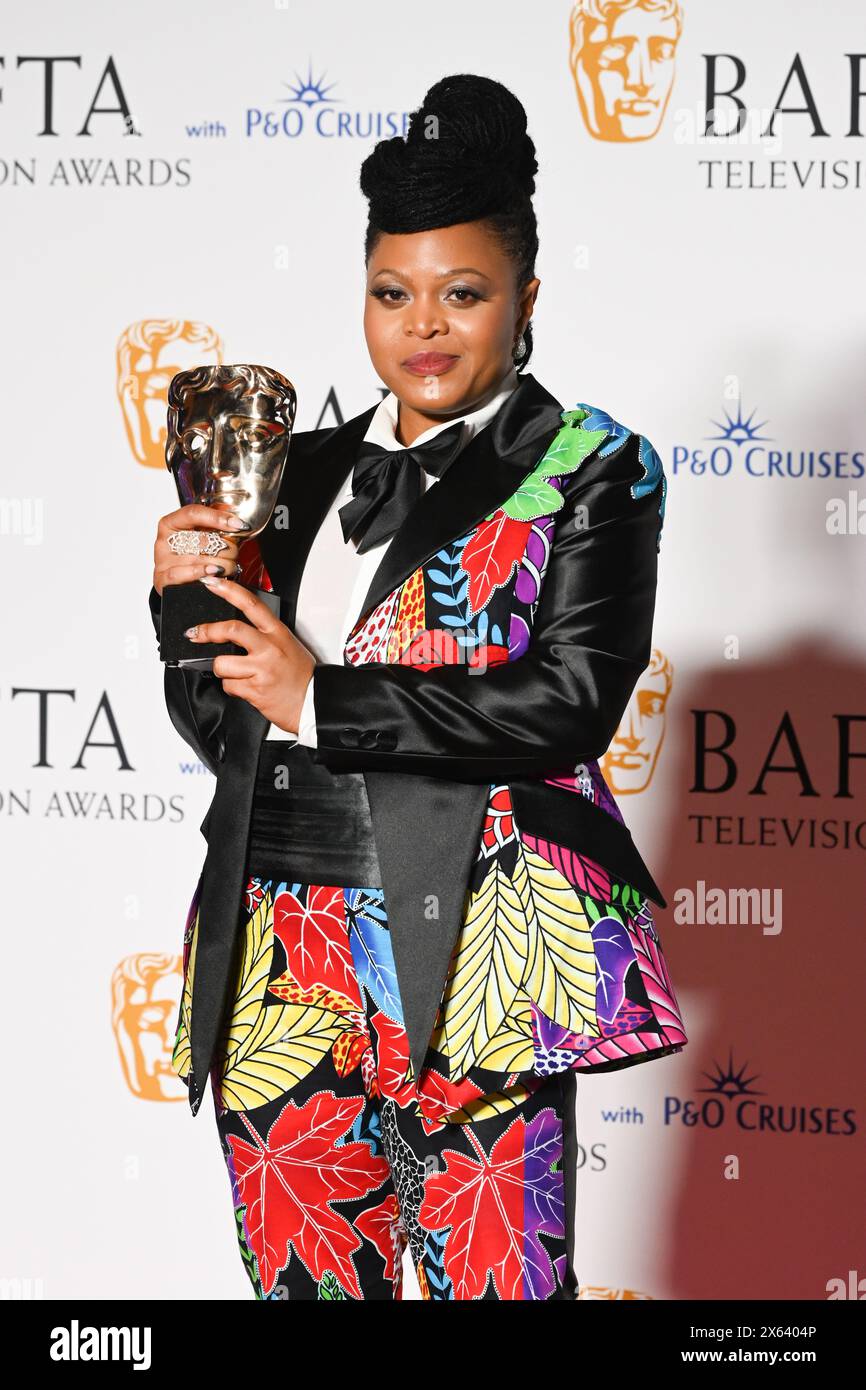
[3,0,863,1301]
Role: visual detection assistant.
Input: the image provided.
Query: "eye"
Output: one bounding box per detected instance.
[598,41,629,66]
[370,287,407,303]
[235,423,272,448]
[181,428,208,460]
[369,285,482,304]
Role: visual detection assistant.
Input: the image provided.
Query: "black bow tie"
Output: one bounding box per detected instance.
[338,420,464,554]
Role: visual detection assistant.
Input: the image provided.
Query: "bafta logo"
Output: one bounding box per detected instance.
[568,0,683,142]
[600,648,673,795]
[116,319,223,469]
[111,954,186,1101]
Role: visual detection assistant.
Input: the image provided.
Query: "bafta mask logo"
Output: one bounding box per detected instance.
[568,0,684,142]
[116,319,223,469]
[600,648,673,795]
[111,954,186,1101]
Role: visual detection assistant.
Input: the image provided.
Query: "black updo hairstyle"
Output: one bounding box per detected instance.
[359,73,539,370]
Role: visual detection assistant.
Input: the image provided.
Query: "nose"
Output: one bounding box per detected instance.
[206,419,235,479]
[625,38,652,93]
[404,291,449,339]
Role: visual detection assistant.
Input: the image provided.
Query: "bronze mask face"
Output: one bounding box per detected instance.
[165,363,296,536]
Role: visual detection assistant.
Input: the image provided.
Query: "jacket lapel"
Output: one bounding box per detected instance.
[259,404,376,627]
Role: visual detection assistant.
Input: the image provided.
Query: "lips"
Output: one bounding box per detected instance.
[402,352,460,375]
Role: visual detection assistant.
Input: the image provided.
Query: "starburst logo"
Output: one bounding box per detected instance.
[695,1047,766,1100]
[277,62,339,109]
[706,400,774,447]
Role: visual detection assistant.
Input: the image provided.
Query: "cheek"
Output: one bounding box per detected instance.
[362,304,378,345]
[454,305,512,352]
[364,308,398,356]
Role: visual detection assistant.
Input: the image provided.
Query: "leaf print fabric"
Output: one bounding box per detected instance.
[427,782,688,1085]
[173,867,580,1301]
[418,1106,566,1301]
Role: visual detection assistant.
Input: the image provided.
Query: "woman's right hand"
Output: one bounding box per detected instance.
[152,503,251,597]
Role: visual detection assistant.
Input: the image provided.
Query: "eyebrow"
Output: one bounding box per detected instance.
[371,266,491,281]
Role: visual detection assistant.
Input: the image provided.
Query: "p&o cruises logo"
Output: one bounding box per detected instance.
[672,396,865,484]
[246,60,410,141]
[665,1048,857,1135]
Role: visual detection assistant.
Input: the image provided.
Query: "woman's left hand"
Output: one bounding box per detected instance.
[185,576,316,734]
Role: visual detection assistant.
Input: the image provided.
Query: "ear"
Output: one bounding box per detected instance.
[518,275,541,330]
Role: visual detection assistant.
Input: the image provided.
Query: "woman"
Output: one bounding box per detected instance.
[150,74,687,1302]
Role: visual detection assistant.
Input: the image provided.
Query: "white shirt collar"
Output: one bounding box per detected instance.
[364,363,520,452]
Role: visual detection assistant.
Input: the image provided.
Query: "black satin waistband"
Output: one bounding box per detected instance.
[247,740,382,888]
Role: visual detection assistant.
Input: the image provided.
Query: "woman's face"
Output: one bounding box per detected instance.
[363,221,539,436]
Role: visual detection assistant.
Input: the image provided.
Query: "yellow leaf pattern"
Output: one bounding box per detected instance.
[472,990,535,1073]
[439,839,601,1077]
[217,889,346,1110]
[172,888,349,1111]
[439,858,529,1077]
[512,844,599,1037]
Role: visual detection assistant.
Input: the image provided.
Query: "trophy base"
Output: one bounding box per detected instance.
[159,582,281,671]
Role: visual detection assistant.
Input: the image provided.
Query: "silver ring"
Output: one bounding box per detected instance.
[167,530,229,558]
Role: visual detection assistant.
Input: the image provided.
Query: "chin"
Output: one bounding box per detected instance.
[399,369,467,403]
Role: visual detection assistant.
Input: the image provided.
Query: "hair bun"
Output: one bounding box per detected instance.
[360,72,537,234]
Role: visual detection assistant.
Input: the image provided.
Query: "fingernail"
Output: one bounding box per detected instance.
[183,626,199,639]
[226,516,249,530]
[205,564,225,575]
[199,575,221,586]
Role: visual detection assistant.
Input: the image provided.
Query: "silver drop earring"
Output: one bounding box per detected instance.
[512,331,527,365]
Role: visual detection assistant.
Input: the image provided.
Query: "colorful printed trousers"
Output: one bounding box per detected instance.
[197,872,580,1301]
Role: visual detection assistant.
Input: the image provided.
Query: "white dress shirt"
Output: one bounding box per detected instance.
[266,364,520,745]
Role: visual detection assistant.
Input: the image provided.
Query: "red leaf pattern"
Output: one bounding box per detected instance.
[417,1115,540,1300]
[226,1090,390,1298]
[458,511,532,615]
[273,886,363,1007]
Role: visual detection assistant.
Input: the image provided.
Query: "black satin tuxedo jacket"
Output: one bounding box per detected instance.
[148,371,669,1112]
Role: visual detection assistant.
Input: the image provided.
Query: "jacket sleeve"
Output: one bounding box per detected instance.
[148,585,229,776]
[310,428,665,782]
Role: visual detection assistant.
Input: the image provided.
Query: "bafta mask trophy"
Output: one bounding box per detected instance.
[159,363,296,671]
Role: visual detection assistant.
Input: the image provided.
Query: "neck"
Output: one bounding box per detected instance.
[395,404,462,448]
